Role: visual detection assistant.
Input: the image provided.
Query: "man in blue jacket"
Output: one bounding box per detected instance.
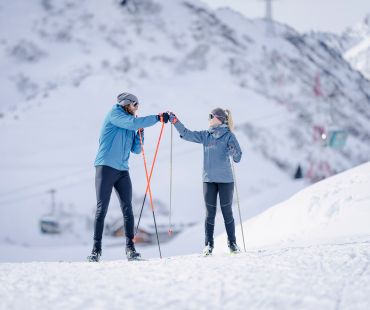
[88,93,169,262]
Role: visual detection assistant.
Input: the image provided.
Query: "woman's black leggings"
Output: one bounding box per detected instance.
[93,165,135,250]
[203,182,236,246]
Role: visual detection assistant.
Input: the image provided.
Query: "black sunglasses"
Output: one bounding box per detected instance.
[123,98,139,107]
[209,114,215,120]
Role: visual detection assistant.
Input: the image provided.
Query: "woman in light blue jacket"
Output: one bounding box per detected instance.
[88,92,169,262]
[169,108,242,255]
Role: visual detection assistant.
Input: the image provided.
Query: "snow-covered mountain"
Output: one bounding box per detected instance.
[311,14,370,79]
[1,2,369,306]
[342,14,370,49]
[1,0,370,175]
[1,0,370,250]
[344,33,370,80]
[1,0,370,173]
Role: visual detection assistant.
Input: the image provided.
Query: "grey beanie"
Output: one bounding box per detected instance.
[211,108,228,124]
[117,92,139,106]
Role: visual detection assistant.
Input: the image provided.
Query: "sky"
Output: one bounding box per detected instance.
[202,0,370,34]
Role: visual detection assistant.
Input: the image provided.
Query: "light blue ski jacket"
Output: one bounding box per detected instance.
[174,121,242,183]
[94,104,158,171]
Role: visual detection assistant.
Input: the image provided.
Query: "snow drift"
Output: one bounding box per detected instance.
[216,161,370,251]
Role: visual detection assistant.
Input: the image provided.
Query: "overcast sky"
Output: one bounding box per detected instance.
[202,0,370,34]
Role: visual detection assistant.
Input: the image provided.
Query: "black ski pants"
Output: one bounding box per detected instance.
[93,165,134,250]
[203,182,236,246]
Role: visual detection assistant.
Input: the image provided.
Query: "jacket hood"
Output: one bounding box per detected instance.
[208,124,229,139]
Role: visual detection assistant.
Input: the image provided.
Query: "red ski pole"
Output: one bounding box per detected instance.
[136,121,165,258]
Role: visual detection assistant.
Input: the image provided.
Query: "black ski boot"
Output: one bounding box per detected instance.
[126,245,141,261]
[87,248,102,262]
[203,242,214,256]
[228,240,241,254]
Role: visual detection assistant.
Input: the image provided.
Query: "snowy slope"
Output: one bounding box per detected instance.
[1,0,370,253]
[1,163,370,309]
[342,15,370,79]
[312,14,370,79]
[1,242,369,310]
[345,38,370,80]
[215,161,370,252]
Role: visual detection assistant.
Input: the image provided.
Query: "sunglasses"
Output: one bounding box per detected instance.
[209,114,215,120]
[123,98,139,107]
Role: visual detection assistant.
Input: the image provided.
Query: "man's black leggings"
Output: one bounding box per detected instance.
[203,182,236,246]
[93,165,134,250]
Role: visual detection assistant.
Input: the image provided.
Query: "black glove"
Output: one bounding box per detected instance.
[157,112,170,123]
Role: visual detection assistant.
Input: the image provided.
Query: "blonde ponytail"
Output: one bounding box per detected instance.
[225,109,234,131]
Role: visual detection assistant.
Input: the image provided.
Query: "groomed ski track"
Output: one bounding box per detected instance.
[1,240,369,310]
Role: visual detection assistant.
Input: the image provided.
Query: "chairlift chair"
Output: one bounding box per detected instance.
[39,215,61,234]
[39,189,61,235]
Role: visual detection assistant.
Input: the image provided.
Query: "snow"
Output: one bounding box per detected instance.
[345,38,370,59]
[0,1,370,307]
[316,14,370,79]
[215,162,370,252]
[0,71,300,251]
[1,158,370,309]
[344,37,370,79]
[1,242,369,309]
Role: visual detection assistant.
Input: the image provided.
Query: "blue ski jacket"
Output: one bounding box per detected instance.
[94,104,158,171]
[174,121,242,183]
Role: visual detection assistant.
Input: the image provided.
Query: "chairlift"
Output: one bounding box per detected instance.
[39,189,61,235]
[40,215,61,234]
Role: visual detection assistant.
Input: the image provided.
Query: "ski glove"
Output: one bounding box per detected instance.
[169,112,178,124]
[157,112,170,123]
